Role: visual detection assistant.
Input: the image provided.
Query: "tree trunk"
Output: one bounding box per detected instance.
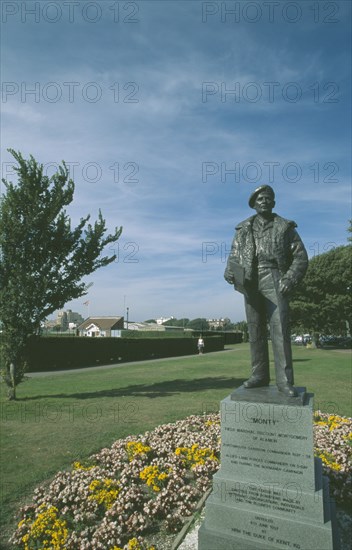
[7,385,16,400]
[311,333,319,349]
[7,363,16,400]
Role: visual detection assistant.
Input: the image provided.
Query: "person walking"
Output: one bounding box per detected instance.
[197,336,205,355]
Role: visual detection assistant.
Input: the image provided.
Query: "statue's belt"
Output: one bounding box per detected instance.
[257,262,279,269]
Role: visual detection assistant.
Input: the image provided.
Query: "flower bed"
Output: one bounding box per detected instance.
[10,412,351,549]
[313,411,352,503]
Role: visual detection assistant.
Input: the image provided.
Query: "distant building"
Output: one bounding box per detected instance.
[126,321,166,331]
[126,321,191,333]
[208,318,228,330]
[43,319,57,330]
[77,316,124,337]
[57,309,84,330]
[156,316,174,325]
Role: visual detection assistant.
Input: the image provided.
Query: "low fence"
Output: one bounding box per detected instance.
[25,335,225,372]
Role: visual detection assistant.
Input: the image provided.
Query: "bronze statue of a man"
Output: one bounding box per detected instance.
[224,185,308,397]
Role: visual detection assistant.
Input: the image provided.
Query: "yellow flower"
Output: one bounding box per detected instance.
[205,419,220,427]
[18,519,27,528]
[175,444,218,469]
[314,414,349,431]
[327,415,349,431]
[139,465,170,492]
[126,441,152,461]
[318,451,342,471]
[128,538,141,550]
[88,478,120,509]
[20,505,68,549]
[73,461,95,471]
[126,539,156,550]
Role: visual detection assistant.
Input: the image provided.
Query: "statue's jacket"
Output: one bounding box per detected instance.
[225,214,308,290]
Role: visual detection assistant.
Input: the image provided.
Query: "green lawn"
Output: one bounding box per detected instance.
[1,344,351,548]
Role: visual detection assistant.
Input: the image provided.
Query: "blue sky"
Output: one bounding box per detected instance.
[1,0,351,323]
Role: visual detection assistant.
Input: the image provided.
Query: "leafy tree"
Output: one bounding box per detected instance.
[348,220,352,243]
[211,318,235,331]
[187,318,209,331]
[0,150,122,399]
[221,318,235,331]
[233,320,249,342]
[290,244,351,344]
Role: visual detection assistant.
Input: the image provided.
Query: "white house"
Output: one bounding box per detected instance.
[77,316,124,337]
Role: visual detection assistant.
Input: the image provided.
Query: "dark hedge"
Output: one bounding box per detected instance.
[24,335,225,372]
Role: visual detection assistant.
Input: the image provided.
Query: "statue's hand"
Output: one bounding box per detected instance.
[279,278,293,295]
[224,269,235,285]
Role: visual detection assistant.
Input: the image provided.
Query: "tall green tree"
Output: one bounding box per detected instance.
[187,318,209,331]
[290,243,351,342]
[221,318,235,331]
[0,150,122,398]
[233,320,249,342]
[347,219,352,243]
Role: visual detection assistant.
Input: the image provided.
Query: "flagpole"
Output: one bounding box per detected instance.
[83,300,90,319]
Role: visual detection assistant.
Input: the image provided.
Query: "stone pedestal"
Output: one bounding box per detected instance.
[198,386,340,550]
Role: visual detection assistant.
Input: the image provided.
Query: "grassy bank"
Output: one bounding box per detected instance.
[1,344,351,547]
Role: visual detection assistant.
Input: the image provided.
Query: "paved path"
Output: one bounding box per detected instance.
[26,347,240,377]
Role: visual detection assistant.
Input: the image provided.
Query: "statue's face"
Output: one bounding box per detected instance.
[254,192,275,215]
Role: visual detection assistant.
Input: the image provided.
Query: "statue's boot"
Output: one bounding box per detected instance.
[277,383,297,397]
[243,376,270,388]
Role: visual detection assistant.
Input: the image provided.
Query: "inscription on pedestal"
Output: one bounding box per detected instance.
[220,396,315,485]
[203,499,335,550]
[198,389,339,550]
[231,513,302,549]
[211,471,326,522]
